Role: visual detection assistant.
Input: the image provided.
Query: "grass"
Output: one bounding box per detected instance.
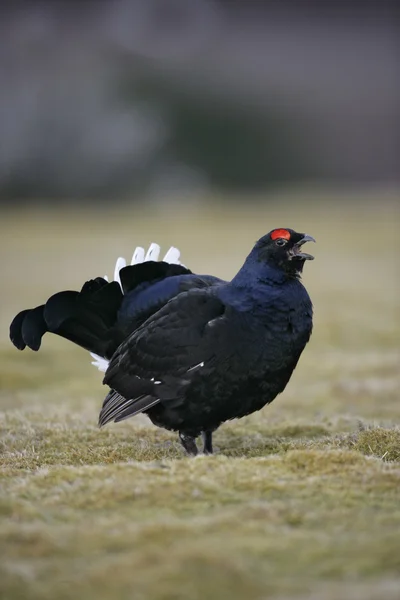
[0,191,399,600]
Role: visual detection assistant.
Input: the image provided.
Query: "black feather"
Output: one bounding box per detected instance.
[9,309,31,350]
[44,291,79,330]
[88,281,123,323]
[119,261,191,295]
[38,282,124,357]
[9,261,196,360]
[114,396,160,423]
[80,277,108,296]
[98,389,160,426]
[20,305,47,351]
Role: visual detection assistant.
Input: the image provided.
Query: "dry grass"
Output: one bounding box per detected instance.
[0,191,399,600]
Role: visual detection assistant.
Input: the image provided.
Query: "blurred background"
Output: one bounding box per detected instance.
[0,0,398,203]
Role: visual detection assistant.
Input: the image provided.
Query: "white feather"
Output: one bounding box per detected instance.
[91,242,184,371]
[163,246,181,264]
[131,246,145,265]
[145,243,160,262]
[187,362,204,372]
[113,257,126,287]
[90,353,110,373]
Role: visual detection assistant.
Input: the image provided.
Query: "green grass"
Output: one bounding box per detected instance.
[0,192,399,600]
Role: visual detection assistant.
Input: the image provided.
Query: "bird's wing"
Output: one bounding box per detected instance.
[116,272,223,334]
[99,290,229,426]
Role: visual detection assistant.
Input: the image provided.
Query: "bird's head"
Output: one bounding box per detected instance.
[254,228,315,276]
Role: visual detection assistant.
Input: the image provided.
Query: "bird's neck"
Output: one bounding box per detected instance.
[230,253,290,289]
[221,253,309,322]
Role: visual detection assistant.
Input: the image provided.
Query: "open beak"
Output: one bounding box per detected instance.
[294,234,316,260]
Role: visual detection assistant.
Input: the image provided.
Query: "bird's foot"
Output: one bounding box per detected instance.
[202,430,213,455]
[179,432,198,456]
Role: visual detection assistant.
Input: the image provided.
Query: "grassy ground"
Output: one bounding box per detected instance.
[0,192,399,600]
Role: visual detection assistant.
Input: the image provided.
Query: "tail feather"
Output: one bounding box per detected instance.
[119,261,191,295]
[52,317,110,356]
[9,242,188,365]
[86,281,122,321]
[162,247,180,264]
[113,258,126,287]
[43,291,79,330]
[80,277,108,297]
[43,281,124,357]
[145,243,160,262]
[131,247,145,265]
[20,305,47,351]
[9,309,30,350]
[10,280,124,356]
[90,353,109,372]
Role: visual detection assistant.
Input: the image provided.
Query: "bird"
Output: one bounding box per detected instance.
[9,228,315,456]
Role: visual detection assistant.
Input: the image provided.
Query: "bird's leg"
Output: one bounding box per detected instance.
[179,432,198,456]
[202,430,213,455]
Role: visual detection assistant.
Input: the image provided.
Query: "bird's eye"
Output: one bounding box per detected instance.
[275,238,288,247]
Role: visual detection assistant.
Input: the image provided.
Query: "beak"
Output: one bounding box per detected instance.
[294,233,316,260]
[299,234,316,245]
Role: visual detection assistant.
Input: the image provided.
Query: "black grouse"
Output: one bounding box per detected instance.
[10,229,315,455]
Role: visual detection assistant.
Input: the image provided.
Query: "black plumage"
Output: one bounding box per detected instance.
[10,229,315,455]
